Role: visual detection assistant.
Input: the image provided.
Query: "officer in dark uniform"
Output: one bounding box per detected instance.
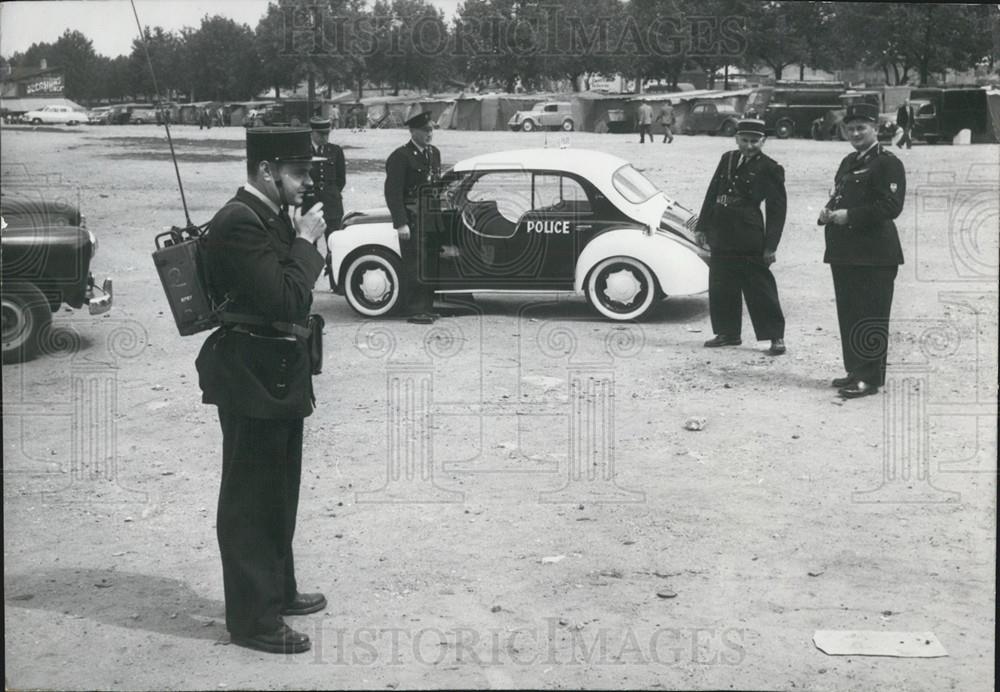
[818,103,905,399]
[384,110,442,324]
[696,118,788,355]
[196,127,328,654]
[307,116,346,290]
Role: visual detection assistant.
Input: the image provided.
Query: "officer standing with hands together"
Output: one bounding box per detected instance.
[696,118,788,356]
[819,103,906,399]
[196,127,329,654]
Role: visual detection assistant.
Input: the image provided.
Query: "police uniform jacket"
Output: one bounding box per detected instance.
[697,150,787,256]
[196,187,325,419]
[819,144,905,266]
[384,140,441,228]
[310,141,346,225]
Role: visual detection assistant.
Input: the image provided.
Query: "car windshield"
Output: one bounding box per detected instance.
[612,165,660,203]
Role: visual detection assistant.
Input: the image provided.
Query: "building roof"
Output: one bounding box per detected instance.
[0,65,61,83]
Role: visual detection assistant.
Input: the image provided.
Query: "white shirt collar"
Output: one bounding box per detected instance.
[857,141,879,158]
[410,139,425,154]
[243,183,280,214]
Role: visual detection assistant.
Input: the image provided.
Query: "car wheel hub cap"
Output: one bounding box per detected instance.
[360,268,391,303]
[602,269,642,306]
[1,301,29,344]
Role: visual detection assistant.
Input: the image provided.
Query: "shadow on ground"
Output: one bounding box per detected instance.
[5,567,226,641]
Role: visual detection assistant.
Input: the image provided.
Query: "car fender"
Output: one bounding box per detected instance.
[327,222,400,288]
[574,228,708,297]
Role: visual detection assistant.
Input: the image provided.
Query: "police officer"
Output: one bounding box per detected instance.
[308,116,346,290]
[196,128,328,654]
[696,118,788,355]
[384,110,442,324]
[818,103,905,399]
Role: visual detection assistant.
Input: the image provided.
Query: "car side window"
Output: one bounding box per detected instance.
[544,104,558,112]
[533,175,592,215]
[465,171,531,225]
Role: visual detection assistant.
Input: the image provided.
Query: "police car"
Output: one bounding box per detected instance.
[328,148,708,321]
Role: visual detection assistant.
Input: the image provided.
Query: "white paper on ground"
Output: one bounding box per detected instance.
[813,630,948,658]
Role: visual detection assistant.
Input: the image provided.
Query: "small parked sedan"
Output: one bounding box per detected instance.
[328,148,708,321]
[682,100,739,136]
[1,195,113,362]
[22,105,86,125]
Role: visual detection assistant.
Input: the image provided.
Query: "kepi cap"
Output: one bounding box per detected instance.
[309,116,331,131]
[844,103,879,124]
[246,127,324,163]
[736,118,766,137]
[405,111,434,129]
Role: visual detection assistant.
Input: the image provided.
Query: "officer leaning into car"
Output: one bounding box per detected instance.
[307,116,346,290]
[696,118,788,356]
[384,110,442,324]
[818,103,906,399]
[196,127,328,655]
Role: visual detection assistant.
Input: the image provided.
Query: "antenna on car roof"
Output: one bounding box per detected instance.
[129,0,192,228]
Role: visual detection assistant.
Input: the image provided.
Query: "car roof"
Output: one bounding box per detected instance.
[453,148,663,222]
[454,148,631,177]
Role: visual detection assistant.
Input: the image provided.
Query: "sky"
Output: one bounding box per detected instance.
[0,0,461,58]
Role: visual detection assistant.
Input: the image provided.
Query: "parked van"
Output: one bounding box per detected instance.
[745,83,845,139]
[909,87,991,144]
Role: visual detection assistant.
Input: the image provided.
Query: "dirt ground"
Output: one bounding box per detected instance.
[2,122,997,691]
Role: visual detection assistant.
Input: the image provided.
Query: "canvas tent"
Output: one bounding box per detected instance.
[440,93,555,131]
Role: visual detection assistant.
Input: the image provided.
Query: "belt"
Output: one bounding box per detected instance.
[715,195,752,207]
[220,312,311,339]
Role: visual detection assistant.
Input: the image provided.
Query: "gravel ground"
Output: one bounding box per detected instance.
[2,122,997,690]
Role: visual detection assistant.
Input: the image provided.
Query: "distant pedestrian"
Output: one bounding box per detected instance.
[818,103,905,399]
[696,118,788,356]
[895,99,914,149]
[330,105,340,130]
[637,100,654,143]
[658,100,675,143]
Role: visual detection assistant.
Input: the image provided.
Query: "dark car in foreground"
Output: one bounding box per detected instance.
[1,196,113,363]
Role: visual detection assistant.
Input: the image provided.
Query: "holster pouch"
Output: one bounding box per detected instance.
[307,313,324,375]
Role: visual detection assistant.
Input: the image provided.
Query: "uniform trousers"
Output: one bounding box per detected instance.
[709,255,785,340]
[638,124,652,142]
[217,409,303,636]
[399,209,437,313]
[830,265,897,386]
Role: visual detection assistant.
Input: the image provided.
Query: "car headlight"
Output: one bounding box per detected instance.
[86,224,98,257]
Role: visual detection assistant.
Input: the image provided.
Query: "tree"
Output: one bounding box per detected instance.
[129,26,183,100]
[455,0,547,93]
[542,0,622,91]
[367,0,448,95]
[739,1,810,81]
[182,15,264,101]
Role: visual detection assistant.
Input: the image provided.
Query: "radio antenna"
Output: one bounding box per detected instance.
[130,0,192,227]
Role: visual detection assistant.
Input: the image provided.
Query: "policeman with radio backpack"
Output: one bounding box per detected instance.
[194,127,328,654]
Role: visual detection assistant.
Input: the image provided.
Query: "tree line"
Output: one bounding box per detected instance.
[3,0,996,106]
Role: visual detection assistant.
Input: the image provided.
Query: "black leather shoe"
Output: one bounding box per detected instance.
[831,375,855,388]
[704,335,742,347]
[282,592,327,616]
[231,624,311,654]
[768,339,786,355]
[839,381,880,399]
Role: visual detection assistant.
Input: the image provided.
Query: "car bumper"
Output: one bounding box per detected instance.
[86,276,113,315]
